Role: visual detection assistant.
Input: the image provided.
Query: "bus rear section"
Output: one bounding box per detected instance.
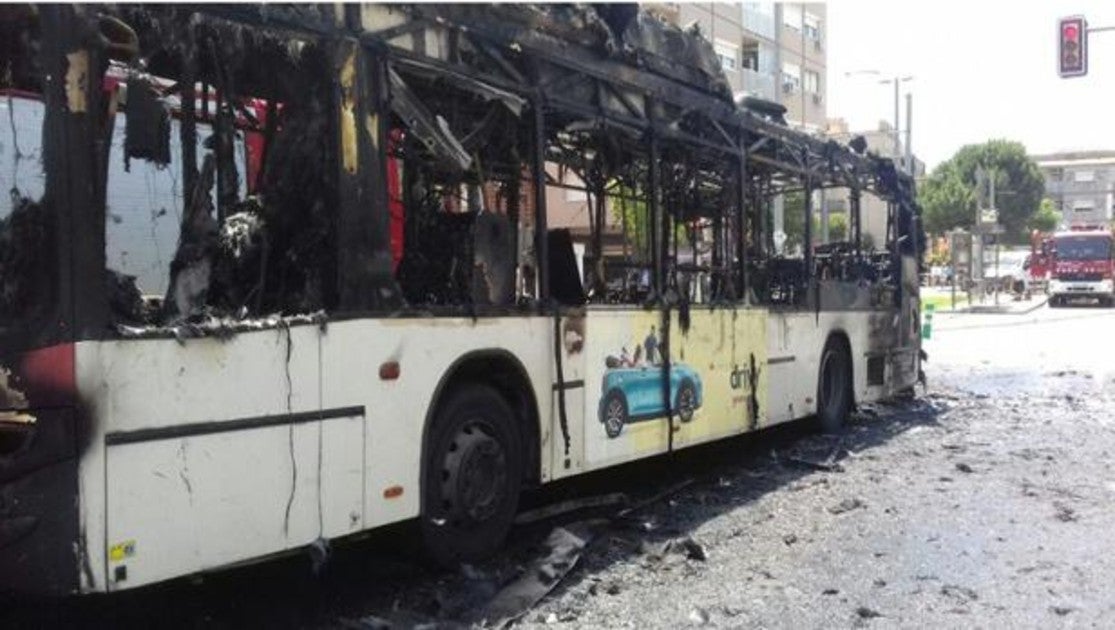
[1048,230,1115,306]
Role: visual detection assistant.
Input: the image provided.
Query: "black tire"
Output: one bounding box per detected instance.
[816,338,852,433]
[601,390,627,438]
[421,385,522,566]
[1049,296,1061,308]
[675,380,697,423]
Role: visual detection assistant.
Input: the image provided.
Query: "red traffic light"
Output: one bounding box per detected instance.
[1058,16,1087,78]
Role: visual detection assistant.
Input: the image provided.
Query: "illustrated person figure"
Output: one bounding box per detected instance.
[620,346,632,367]
[644,326,659,366]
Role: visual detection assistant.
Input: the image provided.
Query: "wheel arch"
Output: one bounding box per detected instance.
[420,350,542,493]
[822,328,855,408]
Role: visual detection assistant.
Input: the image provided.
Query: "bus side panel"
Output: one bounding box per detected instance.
[104,422,348,588]
[765,310,887,426]
[766,311,819,424]
[80,327,368,591]
[319,317,553,532]
[550,313,586,478]
[574,308,767,470]
[579,310,670,470]
[668,308,768,450]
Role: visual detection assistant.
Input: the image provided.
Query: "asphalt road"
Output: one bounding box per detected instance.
[5,302,1115,629]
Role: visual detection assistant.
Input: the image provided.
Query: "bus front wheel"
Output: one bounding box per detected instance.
[422,385,522,566]
[816,338,852,433]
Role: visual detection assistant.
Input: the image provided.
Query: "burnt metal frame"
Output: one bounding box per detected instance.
[29,4,919,342]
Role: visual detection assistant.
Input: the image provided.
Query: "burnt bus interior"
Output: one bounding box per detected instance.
[0,4,924,353]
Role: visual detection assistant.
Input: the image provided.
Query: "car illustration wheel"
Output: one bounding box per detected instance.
[602,390,628,438]
[817,339,852,433]
[676,380,697,423]
[421,385,522,566]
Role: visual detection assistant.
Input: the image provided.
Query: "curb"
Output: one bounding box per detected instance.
[952,297,1048,316]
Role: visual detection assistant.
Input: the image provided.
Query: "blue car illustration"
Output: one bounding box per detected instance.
[598,363,703,438]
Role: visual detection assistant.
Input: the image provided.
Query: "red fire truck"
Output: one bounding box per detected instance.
[1047,226,1115,307]
[1027,229,1054,292]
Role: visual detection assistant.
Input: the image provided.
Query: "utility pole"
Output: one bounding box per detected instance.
[905,93,913,174]
[892,79,901,166]
[844,71,912,169]
[990,170,1000,306]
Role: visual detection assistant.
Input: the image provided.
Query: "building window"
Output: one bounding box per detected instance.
[782,4,802,29]
[804,69,820,94]
[742,41,776,75]
[1074,170,1095,182]
[782,62,801,93]
[715,41,739,72]
[742,43,759,72]
[804,12,821,41]
[1072,197,1095,209]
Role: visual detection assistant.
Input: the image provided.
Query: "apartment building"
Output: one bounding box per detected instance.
[1031,150,1115,227]
[825,118,926,247]
[548,3,830,258]
[674,2,827,131]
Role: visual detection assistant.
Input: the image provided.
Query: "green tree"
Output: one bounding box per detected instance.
[612,184,651,257]
[828,212,848,241]
[920,168,976,235]
[783,196,850,250]
[1028,197,1061,233]
[922,140,1044,241]
[782,191,817,252]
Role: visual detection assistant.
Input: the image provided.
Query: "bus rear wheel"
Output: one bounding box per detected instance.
[422,385,522,566]
[816,339,852,433]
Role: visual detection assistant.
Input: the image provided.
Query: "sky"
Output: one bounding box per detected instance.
[826,0,1115,171]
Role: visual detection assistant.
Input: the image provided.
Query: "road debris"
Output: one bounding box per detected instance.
[615,478,696,519]
[687,607,711,625]
[940,584,978,603]
[473,521,600,629]
[513,493,629,526]
[828,498,866,515]
[855,606,883,619]
[1053,502,1078,523]
[667,537,708,562]
[1050,605,1074,616]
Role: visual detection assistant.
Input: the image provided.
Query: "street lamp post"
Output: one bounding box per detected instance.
[844,70,914,172]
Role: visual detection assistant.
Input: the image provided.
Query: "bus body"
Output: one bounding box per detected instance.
[0,4,922,594]
[1048,229,1115,306]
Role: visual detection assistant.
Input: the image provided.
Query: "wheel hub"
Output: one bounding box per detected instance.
[606,400,624,431]
[441,424,507,525]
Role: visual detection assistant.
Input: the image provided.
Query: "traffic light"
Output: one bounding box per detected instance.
[1059,16,1087,78]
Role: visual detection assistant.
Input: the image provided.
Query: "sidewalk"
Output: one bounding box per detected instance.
[923,286,1047,315]
[958,296,1048,314]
